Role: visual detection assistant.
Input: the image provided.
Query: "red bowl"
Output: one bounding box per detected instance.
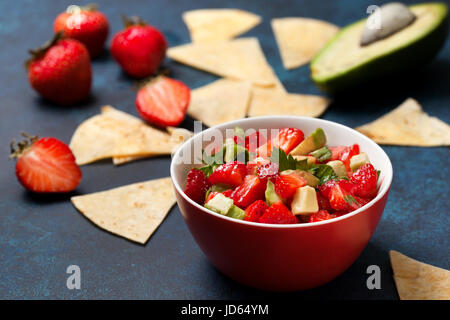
[170,116,393,291]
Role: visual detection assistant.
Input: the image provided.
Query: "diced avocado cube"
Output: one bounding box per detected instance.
[227,205,245,220]
[290,128,327,156]
[327,160,347,178]
[280,169,319,187]
[205,193,234,215]
[265,180,281,205]
[291,186,319,215]
[292,155,316,165]
[350,152,370,172]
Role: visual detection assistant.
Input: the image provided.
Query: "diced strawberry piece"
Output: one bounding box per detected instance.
[329,144,360,171]
[274,173,307,199]
[244,200,269,222]
[208,161,247,187]
[257,162,279,183]
[246,163,258,176]
[316,192,333,212]
[319,180,350,211]
[351,163,378,198]
[245,131,266,153]
[256,128,304,157]
[308,210,336,223]
[222,189,233,198]
[259,202,298,224]
[184,169,211,204]
[231,175,265,209]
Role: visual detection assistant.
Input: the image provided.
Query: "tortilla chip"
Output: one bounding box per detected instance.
[390,250,450,300]
[188,79,252,127]
[112,127,194,165]
[182,9,261,43]
[248,87,330,118]
[70,106,174,165]
[356,98,450,146]
[271,18,339,69]
[167,37,278,86]
[71,177,176,244]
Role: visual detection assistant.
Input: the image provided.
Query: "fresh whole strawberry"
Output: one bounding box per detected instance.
[208,161,247,188]
[308,210,336,223]
[274,172,307,199]
[351,163,378,198]
[111,16,167,78]
[184,169,211,204]
[136,76,190,127]
[53,4,109,58]
[27,33,92,105]
[259,202,298,224]
[230,175,265,209]
[10,133,81,193]
[244,200,269,222]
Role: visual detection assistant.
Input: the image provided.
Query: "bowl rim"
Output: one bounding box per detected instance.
[170,115,393,229]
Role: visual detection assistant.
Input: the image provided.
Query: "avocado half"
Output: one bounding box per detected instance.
[311,3,448,93]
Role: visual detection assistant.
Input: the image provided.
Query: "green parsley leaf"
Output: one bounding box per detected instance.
[344,194,358,205]
[269,148,309,172]
[308,164,338,185]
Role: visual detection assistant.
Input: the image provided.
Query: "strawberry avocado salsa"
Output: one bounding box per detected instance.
[184,127,380,224]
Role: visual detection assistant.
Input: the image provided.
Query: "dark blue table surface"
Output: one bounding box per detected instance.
[0,0,449,299]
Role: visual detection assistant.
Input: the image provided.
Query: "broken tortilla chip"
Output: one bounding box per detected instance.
[167,37,278,87]
[182,9,261,43]
[70,106,174,165]
[356,98,450,146]
[248,87,330,118]
[271,17,339,69]
[390,250,450,300]
[112,127,194,165]
[71,177,176,244]
[188,79,252,127]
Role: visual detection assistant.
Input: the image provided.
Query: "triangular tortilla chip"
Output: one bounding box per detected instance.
[271,18,339,69]
[112,127,194,165]
[188,79,252,127]
[248,86,330,118]
[167,37,278,86]
[182,9,261,43]
[70,106,174,165]
[71,177,176,244]
[356,98,450,146]
[390,250,450,300]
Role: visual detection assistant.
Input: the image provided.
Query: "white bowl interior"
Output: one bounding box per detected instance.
[171,116,393,227]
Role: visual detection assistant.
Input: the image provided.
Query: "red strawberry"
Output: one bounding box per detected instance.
[308,210,336,223]
[257,162,279,183]
[10,133,81,193]
[316,192,333,212]
[208,161,247,187]
[205,189,233,203]
[222,189,233,198]
[244,200,269,222]
[274,173,307,199]
[184,169,211,204]
[319,179,357,211]
[136,76,190,127]
[245,131,267,153]
[53,4,109,58]
[329,144,360,172]
[351,164,378,198]
[27,34,91,106]
[111,16,167,78]
[230,175,265,209]
[259,202,298,224]
[256,128,304,157]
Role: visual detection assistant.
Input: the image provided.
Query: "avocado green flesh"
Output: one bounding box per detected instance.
[290,128,326,156]
[311,3,448,93]
[265,180,281,205]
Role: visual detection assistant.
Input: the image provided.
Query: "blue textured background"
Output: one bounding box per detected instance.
[0,0,449,299]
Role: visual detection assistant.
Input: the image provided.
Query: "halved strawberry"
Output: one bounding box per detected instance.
[259,202,298,224]
[136,76,190,127]
[208,161,247,187]
[244,200,269,222]
[308,210,336,223]
[256,128,304,158]
[351,163,378,198]
[231,175,265,209]
[274,172,307,199]
[11,134,81,193]
[184,169,211,204]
